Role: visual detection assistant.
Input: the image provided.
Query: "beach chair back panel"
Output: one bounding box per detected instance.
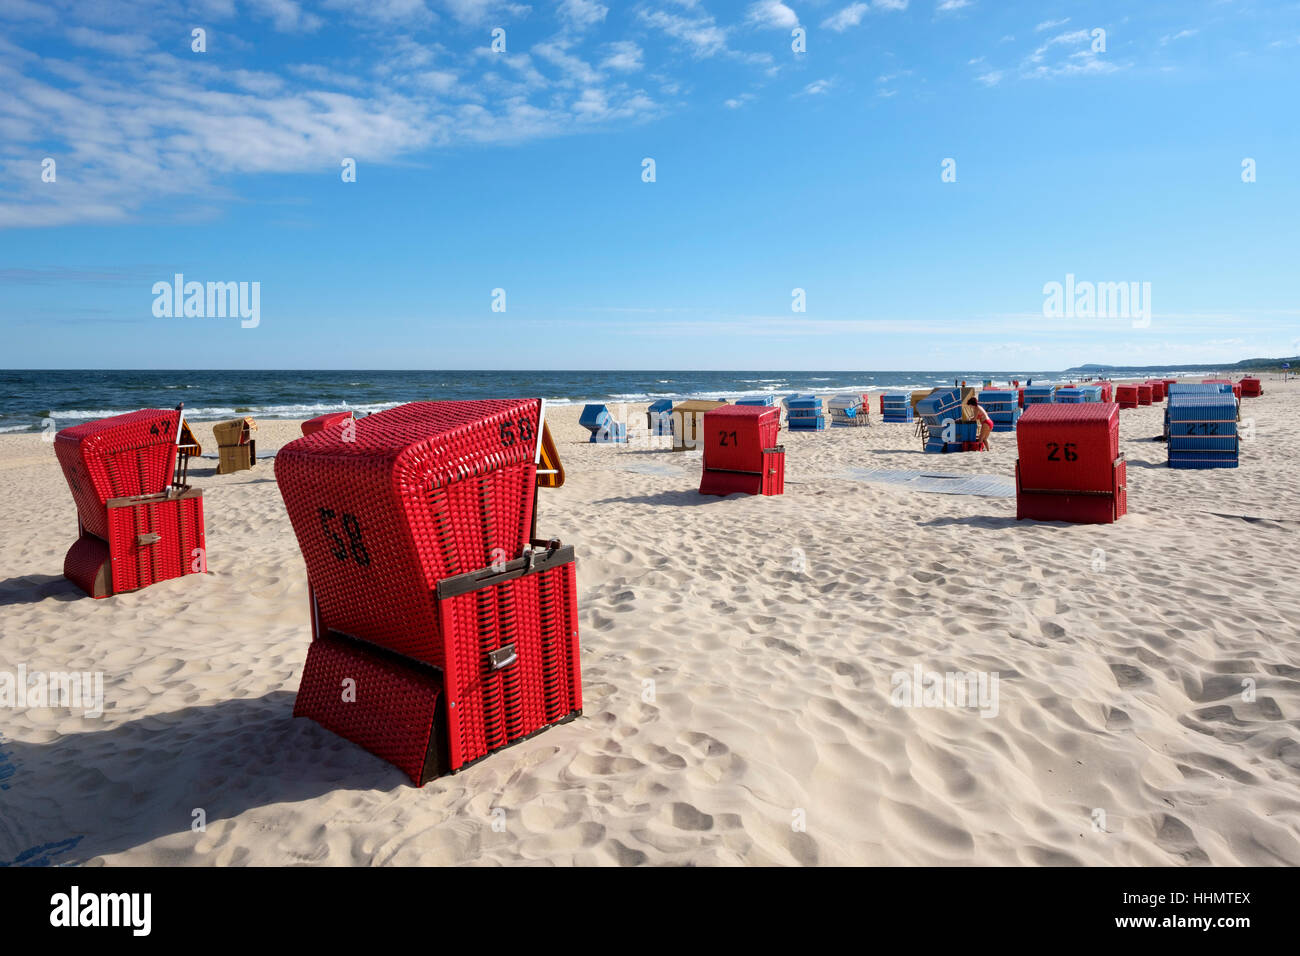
[55,409,181,539]
[1016,459,1126,524]
[1167,394,1239,468]
[916,388,962,425]
[275,399,541,666]
[105,490,205,593]
[436,555,581,770]
[1017,403,1120,494]
[701,405,779,474]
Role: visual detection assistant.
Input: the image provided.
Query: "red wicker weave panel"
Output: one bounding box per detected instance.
[763,448,785,495]
[301,412,353,436]
[1015,460,1125,524]
[1016,403,1120,493]
[104,494,205,593]
[276,400,542,667]
[701,405,780,474]
[293,632,443,786]
[699,470,764,496]
[437,559,581,770]
[55,409,180,539]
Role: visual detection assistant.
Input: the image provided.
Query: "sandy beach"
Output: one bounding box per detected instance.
[1,381,1298,867]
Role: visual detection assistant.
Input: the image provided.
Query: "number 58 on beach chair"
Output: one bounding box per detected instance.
[276,399,580,785]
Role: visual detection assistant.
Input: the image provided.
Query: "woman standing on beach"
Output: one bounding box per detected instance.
[967,397,993,448]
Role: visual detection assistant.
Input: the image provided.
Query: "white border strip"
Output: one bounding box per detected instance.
[534,398,546,464]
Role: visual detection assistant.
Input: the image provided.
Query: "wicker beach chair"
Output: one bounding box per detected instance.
[276,399,580,785]
[699,404,784,496]
[670,400,726,451]
[213,416,257,473]
[55,404,207,597]
[1015,403,1125,523]
[301,411,354,436]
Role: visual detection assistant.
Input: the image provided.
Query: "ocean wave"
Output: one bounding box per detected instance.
[47,401,402,422]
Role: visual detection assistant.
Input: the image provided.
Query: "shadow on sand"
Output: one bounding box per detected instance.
[0,573,85,607]
[0,691,402,865]
[593,487,737,507]
[920,514,1024,530]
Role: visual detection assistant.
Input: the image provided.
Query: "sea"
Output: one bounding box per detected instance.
[0,368,1226,433]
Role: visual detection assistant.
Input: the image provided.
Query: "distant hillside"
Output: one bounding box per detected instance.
[1066,357,1298,374]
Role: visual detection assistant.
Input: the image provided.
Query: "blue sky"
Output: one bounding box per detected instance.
[1,0,1297,370]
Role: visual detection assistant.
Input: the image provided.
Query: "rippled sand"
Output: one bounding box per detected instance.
[1,381,1297,865]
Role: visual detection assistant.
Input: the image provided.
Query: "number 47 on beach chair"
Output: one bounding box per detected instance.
[276,399,580,786]
[55,404,207,598]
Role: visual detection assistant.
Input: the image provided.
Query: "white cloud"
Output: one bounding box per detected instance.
[439,0,529,25]
[1031,53,1117,77]
[322,0,437,25]
[1160,28,1198,46]
[639,7,729,57]
[801,77,833,94]
[973,26,1123,89]
[1026,29,1090,64]
[600,41,643,72]
[936,0,971,12]
[746,1,799,30]
[247,0,324,32]
[822,3,868,32]
[0,0,58,24]
[1035,18,1069,32]
[0,7,668,227]
[558,0,608,30]
[724,93,755,108]
[533,40,601,85]
[65,28,155,57]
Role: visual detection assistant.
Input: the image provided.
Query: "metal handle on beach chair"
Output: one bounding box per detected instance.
[487,643,517,671]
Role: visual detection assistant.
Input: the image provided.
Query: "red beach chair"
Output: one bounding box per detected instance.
[1115,385,1139,409]
[699,404,784,496]
[1015,403,1126,524]
[301,411,354,436]
[276,400,581,785]
[55,406,207,598]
